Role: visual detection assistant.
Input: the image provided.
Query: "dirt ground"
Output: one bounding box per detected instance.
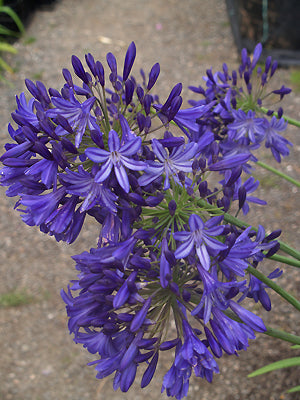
[0,1,299,399]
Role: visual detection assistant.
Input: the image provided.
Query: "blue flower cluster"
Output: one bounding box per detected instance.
[0,42,289,399]
[188,43,292,163]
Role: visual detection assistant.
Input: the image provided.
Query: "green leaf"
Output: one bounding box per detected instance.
[287,385,300,393]
[0,6,25,34]
[0,56,13,73]
[248,357,300,377]
[0,24,19,36]
[0,42,17,53]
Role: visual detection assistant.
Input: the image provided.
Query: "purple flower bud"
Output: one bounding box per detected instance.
[223,62,229,76]
[270,60,278,77]
[178,171,185,184]
[167,95,182,121]
[161,83,182,112]
[265,241,280,258]
[169,282,180,297]
[251,43,262,69]
[144,116,151,132]
[265,229,281,241]
[136,86,144,103]
[159,134,185,149]
[199,180,208,197]
[160,338,180,351]
[182,289,191,302]
[264,56,272,74]
[85,53,96,76]
[141,352,159,388]
[0,140,32,161]
[229,300,266,332]
[209,153,250,171]
[272,85,292,100]
[48,88,61,98]
[128,192,146,205]
[90,130,104,148]
[229,70,236,87]
[117,313,134,322]
[113,272,137,309]
[130,297,152,332]
[123,41,136,81]
[247,82,252,95]
[140,68,146,85]
[61,138,78,154]
[241,48,247,69]
[25,79,40,98]
[238,185,247,210]
[204,327,222,358]
[206,68,215,84]
[2,157,37,167]
[33,141,52,160]
[261,71,268,86]
[56,114,73,134]
[106,52,117,82]
[71,55,89,84]
[168,199,177,216]
[95,61,105,86]
[145,193,164,207]
[244,71,250,85]
[125,79,134,105]
[62,68,73,87]
[115,80,123,92]
[111,93,120,103]
[36,81,51,105]
[189,85,205,95]
[143,94,152,115]
[120,332,143,372]
[147,62,160,90]
[137,112,146,132]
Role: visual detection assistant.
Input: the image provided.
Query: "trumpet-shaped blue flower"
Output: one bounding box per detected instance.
[263,116,292,162]
[138,139,198,190]
[86,130,147,193]
[227,109,265,143]
[191,266,246,323]
[174,214,227,270]
[46,90,96,147]
[60,165,118,213]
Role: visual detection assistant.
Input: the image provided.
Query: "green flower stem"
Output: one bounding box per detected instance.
[256,160,300,188]
[269,254,300,268]
[263,327,300,345]
[196,198,300,262]
[246,265,300,312]
[260,106,300,128]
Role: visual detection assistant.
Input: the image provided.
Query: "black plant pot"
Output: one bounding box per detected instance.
[226,0,300,66]
[28,0,58,10]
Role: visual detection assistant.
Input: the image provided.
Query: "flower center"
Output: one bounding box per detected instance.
[111,150,121,164]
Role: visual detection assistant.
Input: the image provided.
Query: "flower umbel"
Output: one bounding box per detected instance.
[1,41,294,400]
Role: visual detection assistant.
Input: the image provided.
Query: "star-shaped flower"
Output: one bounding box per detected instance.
[85,130,147,193]
[138,139,198,190]
[174,214,227,270]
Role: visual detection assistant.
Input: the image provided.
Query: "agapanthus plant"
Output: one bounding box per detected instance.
[1,41,300,399]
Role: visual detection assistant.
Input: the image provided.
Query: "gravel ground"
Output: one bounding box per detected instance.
[0,1,299,400]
